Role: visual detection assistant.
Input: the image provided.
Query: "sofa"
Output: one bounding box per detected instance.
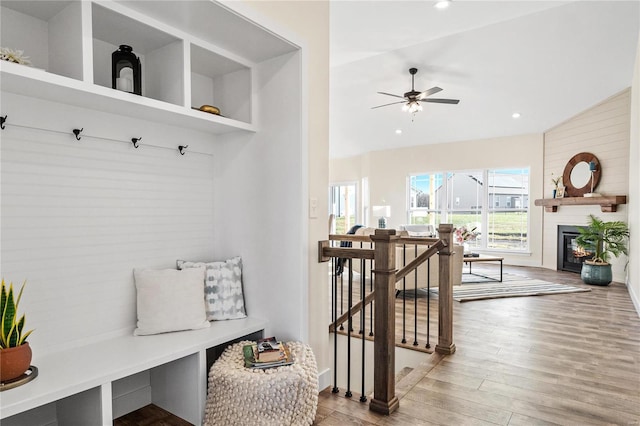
[351,226,464,290]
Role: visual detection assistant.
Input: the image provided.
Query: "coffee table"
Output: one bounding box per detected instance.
[463,256,504,282]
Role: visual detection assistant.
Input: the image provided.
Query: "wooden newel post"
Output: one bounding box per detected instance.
[436,224,456,355]
[369,229,400,415]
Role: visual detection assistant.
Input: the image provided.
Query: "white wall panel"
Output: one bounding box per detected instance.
[542,89,631,282]
[1,92,216,355]
[212,51,305,341]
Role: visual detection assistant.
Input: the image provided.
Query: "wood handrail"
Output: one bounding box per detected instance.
[321,247,375,260]
[329,291,375,332]
[329,233,439,245]
[329,234,374,243]
[396,240,445,282]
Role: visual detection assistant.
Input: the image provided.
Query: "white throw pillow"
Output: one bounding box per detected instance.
[177,257,247,321]
[133,267,210,336]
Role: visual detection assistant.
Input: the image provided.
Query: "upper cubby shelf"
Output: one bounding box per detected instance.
[91,3,185,107]
[0,1,83,80]
[0,0,288,134]
[0,61,255,134]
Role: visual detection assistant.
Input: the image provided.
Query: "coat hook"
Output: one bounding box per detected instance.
[178,145,188,155]
[131,137,142,148]
[0,115,6,130]
[72,128,83,141]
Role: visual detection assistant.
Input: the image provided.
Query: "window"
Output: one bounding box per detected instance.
[408,173,444,228]
[408,168,530,251]
[487,168,529,251]
[329,183,357,234]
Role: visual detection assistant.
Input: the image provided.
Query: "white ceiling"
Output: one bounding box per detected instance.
[329,1,640,159]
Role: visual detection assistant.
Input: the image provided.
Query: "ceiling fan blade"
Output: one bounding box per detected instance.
[377,91,406,99]
[371,100,407,109]
[418,87,443,99]
[423,98,460,104]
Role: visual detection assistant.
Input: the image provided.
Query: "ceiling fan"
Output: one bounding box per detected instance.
[372,68,460,113]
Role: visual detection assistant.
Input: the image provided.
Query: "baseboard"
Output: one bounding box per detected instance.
[317,368,332,392]
[627,281,640,318]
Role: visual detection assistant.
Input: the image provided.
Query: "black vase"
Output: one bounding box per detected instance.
[112,45,141,95]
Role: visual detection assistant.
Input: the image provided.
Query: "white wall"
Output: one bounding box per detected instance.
[241,0,331,388]
[331,134,544,267]
[0,92,218,355]
[628,34,640,314]
[542,90,631,283]
[212,51,305,341]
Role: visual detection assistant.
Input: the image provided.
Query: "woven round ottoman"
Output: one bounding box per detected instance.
[204,341,318,426]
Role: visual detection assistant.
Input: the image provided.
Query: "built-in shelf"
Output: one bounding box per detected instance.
[0,62,255,134]
[0,0,259,135]
[534,195,627,212]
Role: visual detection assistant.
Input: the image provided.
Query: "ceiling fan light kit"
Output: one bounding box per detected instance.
[373,67,459,115]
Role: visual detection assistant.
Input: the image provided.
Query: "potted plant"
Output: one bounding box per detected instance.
[0,279,34,382]
[551,174,562,199]
[575,214,629,286]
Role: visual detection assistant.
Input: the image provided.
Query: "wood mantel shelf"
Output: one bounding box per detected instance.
[534,195,627,212]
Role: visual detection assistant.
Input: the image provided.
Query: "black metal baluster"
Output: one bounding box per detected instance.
[346,258,353,398]
[413,243,419,346]
[360,257,367,403]
[358,241,364,335]
[426,257,431,349]
[401,244,407,344]
[339,271,345,331]
[369,241,374,337]
[331,257,338,322]
[332,256,339,394]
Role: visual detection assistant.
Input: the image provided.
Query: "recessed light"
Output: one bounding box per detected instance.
[434,0,451,9]
[512,112,521,118]
[395,129,402,135]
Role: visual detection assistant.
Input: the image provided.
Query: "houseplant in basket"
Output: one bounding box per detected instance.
[1,279,34,382]
[575,215,629,286]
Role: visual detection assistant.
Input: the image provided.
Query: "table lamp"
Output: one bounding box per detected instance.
[372,205,391,229]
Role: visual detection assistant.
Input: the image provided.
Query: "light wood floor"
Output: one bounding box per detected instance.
[316,265,640,425]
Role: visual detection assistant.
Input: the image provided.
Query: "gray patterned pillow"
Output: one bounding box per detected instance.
[177,257,247,321]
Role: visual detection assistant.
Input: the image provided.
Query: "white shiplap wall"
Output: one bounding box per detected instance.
[542,89,631,282]
[1,92,217,355]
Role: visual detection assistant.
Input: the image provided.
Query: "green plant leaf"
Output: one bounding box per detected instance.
[7,322,18,347]
[1,283,16,346]
[0,280,32,347]
[15,280,25,306]
[18,329,33,346]
[575,214,629,264]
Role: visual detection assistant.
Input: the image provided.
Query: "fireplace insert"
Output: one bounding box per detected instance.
[557,225,593,273]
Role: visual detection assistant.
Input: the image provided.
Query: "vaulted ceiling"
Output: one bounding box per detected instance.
[329,1,640,159]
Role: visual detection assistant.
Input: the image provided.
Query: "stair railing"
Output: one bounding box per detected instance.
[318,224,456,415]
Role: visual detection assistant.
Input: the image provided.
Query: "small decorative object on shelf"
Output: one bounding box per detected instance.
[551,173,562,198]
[0,279,35,385]
[112,45,141,95]
[555,186,565,198]
[584,160,602,197]
[198,105,221,115]
[0,47,32,66]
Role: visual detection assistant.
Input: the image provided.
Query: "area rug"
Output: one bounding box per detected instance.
[431,277,591,302]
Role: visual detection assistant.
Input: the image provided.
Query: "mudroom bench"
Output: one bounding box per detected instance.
[0,317,267,425]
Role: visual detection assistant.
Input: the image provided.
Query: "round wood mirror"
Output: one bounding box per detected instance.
[562,152,601,197]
